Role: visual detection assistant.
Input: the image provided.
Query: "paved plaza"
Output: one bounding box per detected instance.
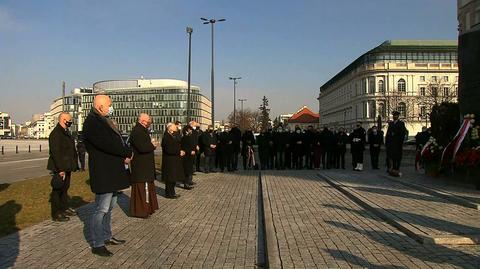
[0,169,479,268]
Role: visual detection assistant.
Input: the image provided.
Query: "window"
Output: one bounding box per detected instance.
[420,106,427,119]
[398,79,406,92]
[369,101,376,119]
[420,76,425,82]
[432,76,437,82]
[432,87,438,97]
[443,76,449,82]
[420,87,426,96]
[398,102,406,118]
[378,103,386,118]
[368,77,375,94]
[443,87,450,96]
[378,80,384,93]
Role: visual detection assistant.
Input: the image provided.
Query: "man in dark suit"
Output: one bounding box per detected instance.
[47,112,78,222]
[351,122,366,171]
[161,122,185,197]
[128,113,159,218]
[200,125,217,173]
[217,126,234,172]
[83,95,132,257]
[386,111,407,176]
[76,137,86,171]
[368,125,384,169]
[230,125,242,171]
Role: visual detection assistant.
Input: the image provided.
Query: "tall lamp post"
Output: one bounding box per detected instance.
[201,17,226,126]
[229,76,242,125]
[186,26,193,123]
[239,98,247,129]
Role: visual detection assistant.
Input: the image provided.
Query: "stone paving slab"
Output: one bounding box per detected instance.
[320,170,480,245]
[0,171,260,269]
[263,170,480,268]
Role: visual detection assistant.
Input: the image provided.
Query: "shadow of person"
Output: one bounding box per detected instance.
[116,192,130,216]
[0,200,22,268]
[155,186,166,198]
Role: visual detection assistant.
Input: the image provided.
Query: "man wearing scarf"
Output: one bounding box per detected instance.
[83,95,132,257]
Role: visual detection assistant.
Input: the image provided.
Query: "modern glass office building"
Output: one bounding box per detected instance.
[81,79,212,138]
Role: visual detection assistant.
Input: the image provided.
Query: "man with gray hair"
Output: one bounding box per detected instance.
[161,122,185,198]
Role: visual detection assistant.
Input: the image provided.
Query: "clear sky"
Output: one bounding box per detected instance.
[0,0,458,124]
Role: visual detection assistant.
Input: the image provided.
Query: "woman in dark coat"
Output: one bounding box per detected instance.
[161,123,185,199]
[181,125,196,189]
[128,114,159,218]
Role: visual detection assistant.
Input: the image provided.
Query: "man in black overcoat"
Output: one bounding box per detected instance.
[368,125,384,169]
[200,125,217,173]
[291,126,304,170]
[161,123,185,197]
[83,95,132,257]
[47,112,78,222]
[181,125,196,189]
[385,111,407,176]
[230,125,242,171]
[335,127,349,169]
[351,122,366,171]
[218,126,234,172]
[128,113,159,218]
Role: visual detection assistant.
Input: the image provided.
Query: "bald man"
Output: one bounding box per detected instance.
[128,113,159,218]
[47,112,78,222]
[83,95,132,257]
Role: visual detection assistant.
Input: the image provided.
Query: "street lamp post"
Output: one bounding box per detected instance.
[186,26,193,123]
[229,76,242,125]
[238,98,247,129]
[201,17,226,126]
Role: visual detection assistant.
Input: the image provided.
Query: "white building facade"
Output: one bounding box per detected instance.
[0,112,12,137]
[318,40,459,137]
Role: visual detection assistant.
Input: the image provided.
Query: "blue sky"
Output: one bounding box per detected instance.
[0,0,458,123]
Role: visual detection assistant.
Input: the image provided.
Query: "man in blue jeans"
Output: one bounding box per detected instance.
[83,95,132,257]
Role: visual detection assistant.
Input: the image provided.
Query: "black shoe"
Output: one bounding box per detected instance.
[105,237,126,246]
[52,215,70,222]
[191,181,197,185]
[183,184,193,190]
[64,208,77,216]
[166,194,181,199]
[92,246,113,257]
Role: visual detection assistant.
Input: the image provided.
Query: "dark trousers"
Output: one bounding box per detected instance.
[204,155,215,172]
[392,157,402,170]
[370,148,380,169]
[51,172,71,217]
[327,150,335,169]
[165,182,176,197]
[313,148,322,169]
[305,150,313,169]
[337,151,346,169]
[321,151,327,169]
[195,152,202,172]
[285,150,292,169]
[184,174,193,185]
[232,151,239,170]
[78,153,86,170]
[352,150,364,168]
[276,151,285,169]
[219,152,233,171]
[292,153,303,169]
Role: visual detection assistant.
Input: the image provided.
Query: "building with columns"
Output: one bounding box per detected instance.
[318,40,459,137]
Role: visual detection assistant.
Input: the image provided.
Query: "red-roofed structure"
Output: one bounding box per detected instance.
[287,106,320,129]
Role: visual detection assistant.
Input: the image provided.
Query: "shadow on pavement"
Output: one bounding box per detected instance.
[0,184,9,193]
[324,248,402,269]
[353,185,454,204]
[0,192,21,268]
[325,220,480,268]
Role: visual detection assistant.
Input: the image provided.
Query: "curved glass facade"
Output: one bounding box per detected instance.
[81,83,211,138]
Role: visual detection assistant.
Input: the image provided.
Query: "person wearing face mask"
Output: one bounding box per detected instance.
[47,112,79,222]
[128,113,159,218]
[368,125,384,169]
[162,122,185,198]
[83,95,132,256]
[350,122,366,171]
[181,125,197,189]
[385,111,407,176]
[291,126,304,170]
[200,125,217,173]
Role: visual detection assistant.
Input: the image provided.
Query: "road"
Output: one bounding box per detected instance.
[0,152,50,184]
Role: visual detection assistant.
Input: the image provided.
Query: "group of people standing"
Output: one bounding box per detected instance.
[47,95,407,257]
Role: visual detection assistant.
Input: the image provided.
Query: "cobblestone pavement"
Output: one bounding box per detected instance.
[0,171,260,269]
[263,170,480,268]
[1,169,480,269]
[320,169,480,241]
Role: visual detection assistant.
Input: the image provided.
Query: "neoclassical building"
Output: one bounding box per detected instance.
[318,40,459,137]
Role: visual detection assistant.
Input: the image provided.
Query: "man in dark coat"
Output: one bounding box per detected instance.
[284,129,293,169]
[257,131,268,170]
[303,126,315,169]
[241,129,256,169]
[368,125,384,169]
[291,126,304,170]
[230,125,242,171]
[273,128,287,170]
[128,113,159,218]
[265,128,276,169]
[190,121,203,173]
[351,122,366,171]
[181,125,196,189]
[76,137,86,171]
[200,125,217,173]
[335,127,349,169]
[161,122,185,198]
[83,95,132,257]
[47,112,78,222]
[386,111,407,176]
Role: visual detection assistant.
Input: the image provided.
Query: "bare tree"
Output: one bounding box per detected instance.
[227,108,262,132]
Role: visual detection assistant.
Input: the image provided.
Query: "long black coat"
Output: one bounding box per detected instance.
[129,123,156,183]
[83,110,132,193]
[350,127,366,153]
[161,132,183,183]
[336,132,349,153]
[47,124,78,173]
[201,131,217,156]
[368,131,384,151]
[230,127,242,153]
[386,120,407,159]
[181,133,196,176]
